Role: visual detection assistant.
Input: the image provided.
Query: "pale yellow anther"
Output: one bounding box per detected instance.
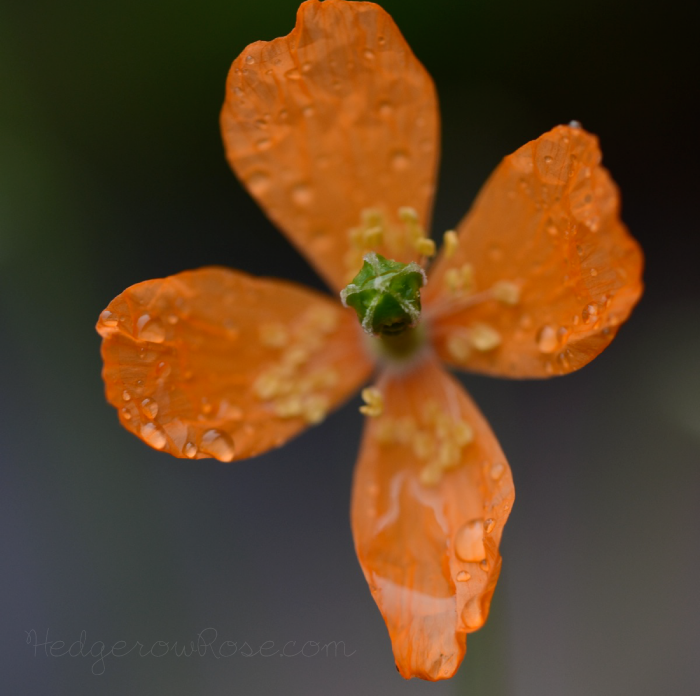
[375,417,396,444]
[492,280,521,305]
[259,323,289,348]
[302,394,330,425]
[412,431,435,460]
[419,462,443,487]
[359,386,384,417]
[453,420,474,447]
[253,372,280,400]
[470,323,502,352]
[393,416,416,444]
[415,237,436,257]
[443,230,459,259]
[439,442,461,469]
[306,306,338,334]
[398,206,419,223]
[273,394,303,418]
[447,332,471,363]
[361,208,383,228]
[363,226,384,248]
[445,263,475,294]
[282,346,309,368]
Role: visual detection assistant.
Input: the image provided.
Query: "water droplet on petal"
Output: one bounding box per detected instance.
[455,519,486,562]
[363,48,375,60]
[479,558,490,571]
[199,429,235,462]
[591,267,598,277]
[141,398,159,420]
[136,314,166,343]
[390,150,410,171]
[489,462,505,480]
[544,155,553,164]
[378,101,393,117]
[140,422,167,450]
[456,570,471,582]
[245,55,255,64]
[184,442,197,458]
[462,597,484,629]
[285,67,301,80]
[536,324,558,353]
[255,138,272,151]
[302,105,315,117]
[246,171,271,196]
[122,390,131,402]
[291,183,313,207]
[100,310,118,327]
[484,518,495,534]
[582,303,599,322]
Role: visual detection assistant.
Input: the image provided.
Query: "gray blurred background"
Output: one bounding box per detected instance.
[1,0,698,693]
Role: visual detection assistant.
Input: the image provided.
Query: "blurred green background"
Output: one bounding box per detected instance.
[2,0,698,693]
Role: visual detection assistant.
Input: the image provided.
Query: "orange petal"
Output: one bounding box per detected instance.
[351,354,514,680]
[96,267,372,461]
[424,124,643,377]
[220,0,439,293]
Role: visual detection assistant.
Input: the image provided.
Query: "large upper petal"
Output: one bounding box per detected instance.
[220,0,439,293]
[351,354,514,680]
[424,125,643,378]
[96,267,372,461]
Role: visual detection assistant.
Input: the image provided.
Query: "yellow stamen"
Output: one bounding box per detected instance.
[359,385,384,417]
[443,230,459,258]
[492,280,520,305]
[470,323,502,352]
[259,323,289,348]
[446,332,471,362]
[415,237,436,257]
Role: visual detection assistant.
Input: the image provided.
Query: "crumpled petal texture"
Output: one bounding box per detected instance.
[351,354,514,680]
[221,0,439,292]
[425,125,643,378]
[96,267,372,461]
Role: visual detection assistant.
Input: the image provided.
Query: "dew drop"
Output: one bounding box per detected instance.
[456,570,471,582]
[233,86,244,96]
[121,408,131,420]
[536,324,558,353]
[576,244,584,256]
[184,442,197,458]
[245,55,255,64]
[285,67,301,80]
[479,558,490,571]
[591,267,598,277]
[488,244,503,262]
[122,390,131,402]
[390,150,410,171]
[136,314,166,343]
[363,48,375,60]
[291,183,313,207]
[199,429,235,462]
[544,155,553,164]
[141,398,159,420]
[489,462,505,480]
[255,138,272,151]
[484,518,495,534]
[100,310,118,327]
[582,303,599,322]
[302,105,315,118]
[155,361,171,378]
[246,171,271,196]
[455,519,486,562]
[140,422,167,450]
[378,35,386,46]
[462,597,484,630]
[378,101,393,117]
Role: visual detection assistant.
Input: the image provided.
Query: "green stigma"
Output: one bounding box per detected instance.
[340,252,426,336]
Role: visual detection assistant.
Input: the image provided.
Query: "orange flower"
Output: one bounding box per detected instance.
[95,0,643,682]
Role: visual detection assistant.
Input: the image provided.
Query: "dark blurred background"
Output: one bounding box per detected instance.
[1,0,698,693]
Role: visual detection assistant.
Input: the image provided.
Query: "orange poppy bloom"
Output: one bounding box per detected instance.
[96,0,643,682]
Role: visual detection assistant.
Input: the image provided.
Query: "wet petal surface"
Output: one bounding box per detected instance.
[97,267,372,460]
[351,354,514,680]
[425,125,643,377]
[221,0,439,292]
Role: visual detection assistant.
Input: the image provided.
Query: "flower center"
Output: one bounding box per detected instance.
[341,251,429,364]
